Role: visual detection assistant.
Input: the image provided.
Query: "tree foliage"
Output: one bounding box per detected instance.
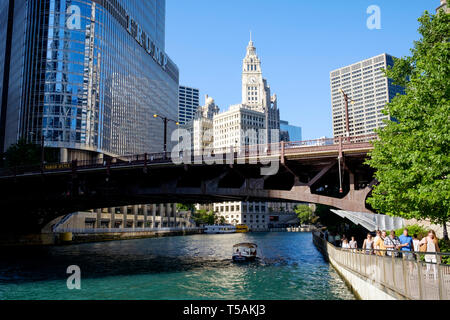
[191,209,218,225]
[295,205,314,224]
[5,138,41,167]
[366,11,450,231]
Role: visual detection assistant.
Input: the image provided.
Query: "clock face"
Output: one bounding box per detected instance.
[250,77,256,83]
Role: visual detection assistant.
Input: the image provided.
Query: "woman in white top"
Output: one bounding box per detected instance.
[362,233,375,255]
[412,234,420,252]
[349,236,358,252]
[341,239,350,249]
[419,230,440,280]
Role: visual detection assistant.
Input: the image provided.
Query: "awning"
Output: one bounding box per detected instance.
[330,209,405,232]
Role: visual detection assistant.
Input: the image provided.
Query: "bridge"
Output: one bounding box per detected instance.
[0,135,377,234]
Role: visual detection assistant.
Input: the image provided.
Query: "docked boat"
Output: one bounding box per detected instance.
[235,224,249,233]
[232,243,257,262]
[204,224,236,234]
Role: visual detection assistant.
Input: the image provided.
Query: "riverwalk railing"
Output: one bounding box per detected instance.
[313,232,450,300]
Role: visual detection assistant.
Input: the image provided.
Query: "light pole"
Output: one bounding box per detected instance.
[153,114,179,156]
[339,88,355,140]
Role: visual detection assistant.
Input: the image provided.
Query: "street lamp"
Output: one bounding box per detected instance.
[339,88,355,140]
[152,114,179,156]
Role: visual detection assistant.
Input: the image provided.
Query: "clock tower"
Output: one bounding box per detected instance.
[242,36,265,110]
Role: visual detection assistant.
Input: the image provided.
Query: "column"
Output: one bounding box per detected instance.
[143,205,148,229]
[166,203,172,227]
[110,207,116,229]
[122,206,128,229]
[159,204,164,228]
[133,205,138,229]
[152,204,156,229]
[173,203,177,228]
[96,209,102,229]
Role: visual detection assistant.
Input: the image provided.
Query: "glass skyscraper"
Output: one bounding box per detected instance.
[280,120,302,142]
[0,0,179,161]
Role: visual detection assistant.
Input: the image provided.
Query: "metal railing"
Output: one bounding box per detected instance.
[0,134,378,178]
[313,232,450,300]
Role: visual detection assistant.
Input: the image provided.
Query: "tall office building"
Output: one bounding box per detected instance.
[0,0,179,161]
[178,86,200,125]
[330,53,404,138]
[280,120,302,142]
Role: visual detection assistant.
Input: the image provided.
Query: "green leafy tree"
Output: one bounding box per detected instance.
[191,209,217,225]
[5,138,40,167]
[295,205,314,225]
[366,11,450,240]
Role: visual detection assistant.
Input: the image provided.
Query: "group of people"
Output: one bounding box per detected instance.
[326,228,442,280]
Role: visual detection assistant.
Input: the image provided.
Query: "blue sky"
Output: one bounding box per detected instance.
[165,0,437,140]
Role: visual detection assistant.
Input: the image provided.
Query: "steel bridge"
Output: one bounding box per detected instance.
[0,135,377,234]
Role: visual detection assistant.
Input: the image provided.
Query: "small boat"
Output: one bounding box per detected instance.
[235,224,249,233]
[204,224,236,234]
[232,243,257,262]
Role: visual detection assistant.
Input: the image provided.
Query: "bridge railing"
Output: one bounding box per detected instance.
[0,134,378,177]
[313,232,450,300]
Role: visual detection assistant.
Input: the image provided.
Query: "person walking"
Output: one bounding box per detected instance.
[342,238,350,249]
[362,233,374,255]
[375,230,387,256]
[412,234,420,252]
[334,233,341,247]
[399,228,414,261]
[419,230,440,280]
[374,230,381,251]
[349,236,358,252]
[384,230,400,257]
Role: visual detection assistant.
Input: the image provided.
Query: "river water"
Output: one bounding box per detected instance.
[0,232,355,300]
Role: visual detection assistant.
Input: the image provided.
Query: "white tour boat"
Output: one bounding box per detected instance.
[204,224,236,234]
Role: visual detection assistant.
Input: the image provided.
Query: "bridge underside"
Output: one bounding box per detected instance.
[0,152,375,234]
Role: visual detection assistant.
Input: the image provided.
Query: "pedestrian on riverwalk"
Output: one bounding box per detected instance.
[334,234,341,247]
[374,230,381,251]
[399,228,414,261]
[362,233,374,255]
[342,238,350,249]
[419,230,440,280]
[375,230,387,256]
[412,234,420,253]
[349,236,358,252]
[385,230,401,257]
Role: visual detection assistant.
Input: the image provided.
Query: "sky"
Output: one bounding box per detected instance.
[165,0,437,140]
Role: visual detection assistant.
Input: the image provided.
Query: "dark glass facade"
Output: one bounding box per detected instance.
[0,0,179,159]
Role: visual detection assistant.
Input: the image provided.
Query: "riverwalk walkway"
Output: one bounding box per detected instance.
[313,232,450,300]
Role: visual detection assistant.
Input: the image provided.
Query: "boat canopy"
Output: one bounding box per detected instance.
[233,243,257,248]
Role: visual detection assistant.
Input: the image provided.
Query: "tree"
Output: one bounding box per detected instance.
[295,205,314,225]
[191,209,217,225]
[5,138,41,167]
[366,11,450,240]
